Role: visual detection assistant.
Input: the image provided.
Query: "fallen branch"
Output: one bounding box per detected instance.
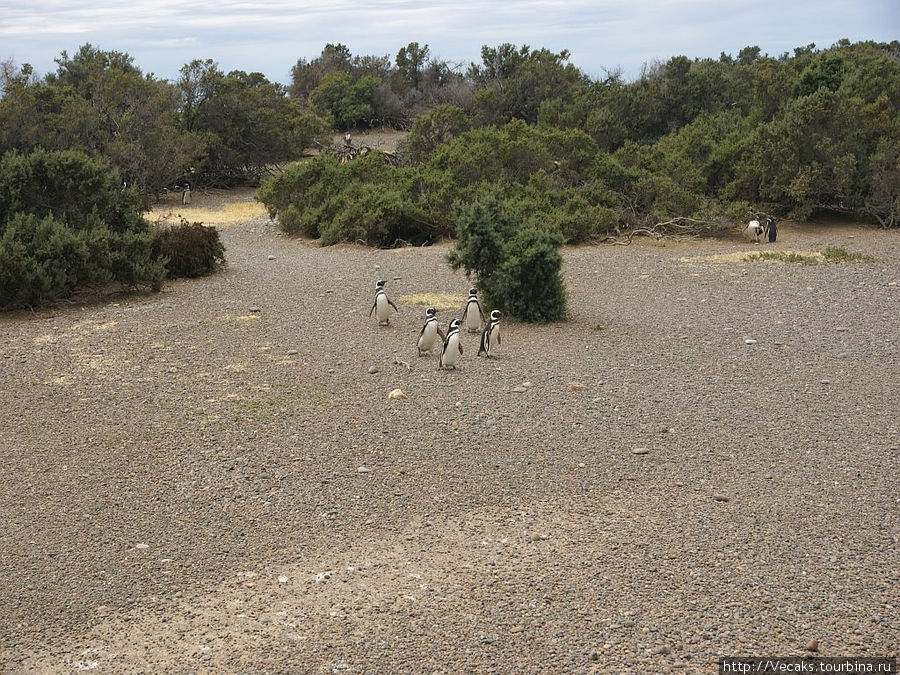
[393,357,411,371]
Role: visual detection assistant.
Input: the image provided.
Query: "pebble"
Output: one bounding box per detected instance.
[806,638,819,652]
[713,494,730,502]
[388,388,406,399]
[512,386,527,393]
[568,381,586,391]
[367,365,379,374]
[836,327,850,332]
[277,575,289,584]
[744,338,757,345]
[248,307,261,313]
[820,379,831,384]
[357,466,371,473]
[521,382,533,388]
[135,543,149,549]
[287,349,298,355]
[632,448,650,455]
[267,255,275,260]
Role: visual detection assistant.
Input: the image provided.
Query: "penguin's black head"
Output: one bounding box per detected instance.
[425,307,437,316]
[766,216,775,226]
[468,287,477,296]
[448,318,461,331]
[490,310,502,321]
[375,279,385,289]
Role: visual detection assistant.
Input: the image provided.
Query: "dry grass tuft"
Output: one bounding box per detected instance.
[399,293,465,312]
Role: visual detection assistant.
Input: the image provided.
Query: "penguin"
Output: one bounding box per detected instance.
[766,216,777,243]
[461,287,486,333]
[182,182,192,206]
[368,280,399,326]
[744,219,764,243]
[438,319,463,370]
[478,310,502,358]
[416,307,445,356]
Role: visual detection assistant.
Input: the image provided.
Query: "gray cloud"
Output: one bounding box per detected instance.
[0,0,896,82]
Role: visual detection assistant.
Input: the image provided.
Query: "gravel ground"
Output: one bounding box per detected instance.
[0,192,898,674]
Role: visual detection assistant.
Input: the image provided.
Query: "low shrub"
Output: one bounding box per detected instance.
[153,219,226,278]
[0,149,166,310]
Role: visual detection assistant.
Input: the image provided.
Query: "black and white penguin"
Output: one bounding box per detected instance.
[744,219,764,243]
[461,287,486,333]
[439,319,463,370]
[416,307,445,356]
[368,280,399,325]
[766,216,777,243]
[182,182,192,206]
[478,310,502,358]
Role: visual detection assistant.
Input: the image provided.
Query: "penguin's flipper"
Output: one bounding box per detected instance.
[461,304,469,322]
[368,301,376,317]
[496,332,501,345]
[458,342,464,355]
[437,327,446,341]
[388,297,399,312]
[478,305,486,323]
[417,323,427,340]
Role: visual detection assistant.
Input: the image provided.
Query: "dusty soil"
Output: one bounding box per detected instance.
[1,193,897,673]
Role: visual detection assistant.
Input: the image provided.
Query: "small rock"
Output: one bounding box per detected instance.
[530,533,549,541]
[248,307,261,313]
[806,638,819,652]
[653,645,671,656]
[568,381,586,392]
[632,448,650,455]
[267,255,276,261]
[388,388,406,399]
[367,365,380,374]
[277,575,289,584]
[287,349,298,355]
[357,466,371,474]
[820,379,831,384]
[836,327,850,332]
[135,543,149,549]
[744,338,757,345]
[521,382,533,388]
[512,386,527,393]
[510,625,524,634]
[713,494,730,502]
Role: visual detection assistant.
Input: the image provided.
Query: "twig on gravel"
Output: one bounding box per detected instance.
[394,357,411,371]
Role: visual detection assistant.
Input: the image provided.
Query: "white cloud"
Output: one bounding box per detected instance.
[0,0,896,81]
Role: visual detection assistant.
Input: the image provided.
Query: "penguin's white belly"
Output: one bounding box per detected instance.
[419,322,438,352]
[442,335,461,366]
[375,294,391,322]
[465,310,480,331]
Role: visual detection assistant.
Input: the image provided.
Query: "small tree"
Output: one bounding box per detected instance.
[448,187,567,322]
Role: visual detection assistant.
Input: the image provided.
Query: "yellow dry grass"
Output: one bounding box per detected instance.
[399,293,465,311]
[679,250,824,264]
[149,201,268,228]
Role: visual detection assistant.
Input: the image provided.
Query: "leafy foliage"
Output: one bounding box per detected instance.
[0,149,165,309]
[447,188,567,322]
[153,219,226,278]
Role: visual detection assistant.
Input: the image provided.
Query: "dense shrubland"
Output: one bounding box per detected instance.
[2,38,897,315]
[0,150,225,310]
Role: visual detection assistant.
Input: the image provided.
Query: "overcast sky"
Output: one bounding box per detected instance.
[1,1,897,83]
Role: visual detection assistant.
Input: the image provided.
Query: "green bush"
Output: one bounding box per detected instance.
[448,187,567,322]
[0,149,165,310]
[153,219,226,278]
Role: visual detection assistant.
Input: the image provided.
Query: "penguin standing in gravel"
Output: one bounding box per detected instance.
[461,287,486,333]
[369,280,398,326]
[478,310,502,358]
[416,307,445,356]
[439,319,463,370]
[766,216,777,243]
